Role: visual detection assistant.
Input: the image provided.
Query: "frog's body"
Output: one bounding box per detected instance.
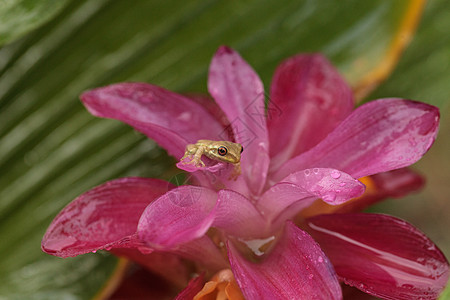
[181,140,243,180]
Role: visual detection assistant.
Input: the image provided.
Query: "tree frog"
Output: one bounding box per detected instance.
[181,139,243,179]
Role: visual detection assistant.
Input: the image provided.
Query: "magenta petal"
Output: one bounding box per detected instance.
[260,168,365,226]
[186,94,232,130]
[81,83,226,159]
[228,221,342,300]
[332,168,425,214]
[111,248,191,288]
[176,159,226,173]
[137,186,217,249]
[272,99,440,181]
[41,177,170,257]
[173,236,228,272]
[307,213,449,299]
[268,54,353,170]
[208,46,269,194]
[212,190,269,238]
[174,273,205,300]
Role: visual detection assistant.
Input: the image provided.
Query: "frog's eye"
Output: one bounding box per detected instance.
[218,146,228,156]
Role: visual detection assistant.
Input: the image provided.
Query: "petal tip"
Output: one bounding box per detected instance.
[216,45,235,56]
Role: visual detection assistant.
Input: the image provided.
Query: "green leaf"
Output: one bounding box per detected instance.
[0,0,431,298]
[0,0,70,47]
[0,253,117,300]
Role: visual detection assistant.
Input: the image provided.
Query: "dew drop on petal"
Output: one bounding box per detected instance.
[401,284,414,290]
[138,247,153,254]
[317,256,323,263]
[304,169,311,176]
[339,182,346,187]
[330,170,341,179]
[322,193,336,202]
[313,168,319,174]
[43,236,78,252]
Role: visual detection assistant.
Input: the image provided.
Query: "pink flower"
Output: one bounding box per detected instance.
[42,46,448,299]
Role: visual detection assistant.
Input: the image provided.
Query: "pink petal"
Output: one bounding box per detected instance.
[272,99,440,181]
[172,236,229,272]
[41,177,170,257]
[306,213,449,299]
[186,94,232,131]
[137,186,217,249]
[212,190,269,239]
[111,248,191,288]
[176,159,226,174]
[175,153,234,178]
[260,168,365,227]
[228,221,342,300]
[331,168,425,214]
[109,266,179,300]
[174,273,205,300]
[342,285,379,300]
[208,46,269,195]
[268,54,353,170]
[81,83,226,159]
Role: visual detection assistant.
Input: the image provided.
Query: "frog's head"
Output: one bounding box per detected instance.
[206,141,243,164]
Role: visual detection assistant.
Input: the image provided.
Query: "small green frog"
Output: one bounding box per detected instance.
[181,139,243,179]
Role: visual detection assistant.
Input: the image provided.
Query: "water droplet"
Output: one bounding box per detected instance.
[330,170,341,179]
[43,236,78,252]
[402,284,414,290]
[313,168,319,174]
[339,182,346,187]
[92,250,97,253]
[304,170,311,176]
[308,274,314,279]
[335,189,341,193]
[317,256,323,263]
[322,193,336,202]
[138,247,153,254]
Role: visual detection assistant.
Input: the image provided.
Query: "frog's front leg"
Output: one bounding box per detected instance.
[191,145,206,167]
[181,144,206,168]
[181,144,196,162]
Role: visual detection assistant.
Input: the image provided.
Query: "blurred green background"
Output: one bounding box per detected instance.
[0,0,448,298]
